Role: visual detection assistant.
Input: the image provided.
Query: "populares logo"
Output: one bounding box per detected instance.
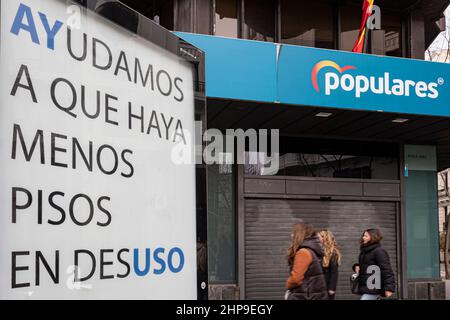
[311,60,440,99]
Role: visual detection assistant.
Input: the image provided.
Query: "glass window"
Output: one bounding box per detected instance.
[243,0,276,42]
[339,5,362,52]
[371,14,403,57]
[340,5,403,57]
[244,138,399,179]
[207,164,236,282]
[215,0,239,38]
[406,171,440,279]
[281,154,398,179]
[405,145,440,279]
[244,152,280,176]
[120,0,174,30]
[281,0,335,49]
[246,153,398,179]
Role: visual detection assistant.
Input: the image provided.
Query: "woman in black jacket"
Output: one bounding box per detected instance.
[318,230,341,300]
[353,229,396,300]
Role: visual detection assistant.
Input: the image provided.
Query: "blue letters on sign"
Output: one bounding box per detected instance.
[153,248,166,275]
[168,247,184,273]
[132,247,185,276]
[133,248,151,276]
[38,12,63,50]
[10,3,63,50]
[10,3,40,45]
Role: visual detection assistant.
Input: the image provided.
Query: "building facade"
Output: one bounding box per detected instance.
[103,0,450,300]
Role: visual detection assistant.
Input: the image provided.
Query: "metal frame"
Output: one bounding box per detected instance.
[239,0,280,43]
[334,1,340,50]
[195,0,413,58]
[237,164,246,300]
[433,149,444,282]
[276,0,281,43]
[212,0,242,38]
[398,143,408,299]
[402,12,410,58]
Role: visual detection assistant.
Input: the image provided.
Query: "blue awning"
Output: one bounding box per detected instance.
[175,32,450,118]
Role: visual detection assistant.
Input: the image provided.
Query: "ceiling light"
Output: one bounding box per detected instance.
[315,112,333,118]
[392,118,409,123]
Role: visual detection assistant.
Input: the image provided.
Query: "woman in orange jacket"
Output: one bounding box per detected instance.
[285,221,328,300]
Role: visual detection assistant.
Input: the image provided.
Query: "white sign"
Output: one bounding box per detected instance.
[0,0,197,299]
[405,145,437,172]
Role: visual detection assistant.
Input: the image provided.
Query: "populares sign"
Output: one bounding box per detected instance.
[277,44,450,116]
[0,0,197,299]
[311,60,440,99]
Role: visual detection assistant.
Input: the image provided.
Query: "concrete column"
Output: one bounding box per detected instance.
[409,12,426,60]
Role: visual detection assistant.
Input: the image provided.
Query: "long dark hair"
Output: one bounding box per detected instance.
[287,222,315,266]
[360,228,383,246]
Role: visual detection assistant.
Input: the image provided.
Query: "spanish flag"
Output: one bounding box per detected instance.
[352,0,375,53]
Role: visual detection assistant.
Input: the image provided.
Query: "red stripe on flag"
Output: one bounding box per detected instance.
[352,0,374,53]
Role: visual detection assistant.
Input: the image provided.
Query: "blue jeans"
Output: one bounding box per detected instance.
[361,294,380,300]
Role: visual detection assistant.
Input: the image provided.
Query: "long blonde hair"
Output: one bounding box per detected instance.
[318,230,342,268]
[287,222,315,267]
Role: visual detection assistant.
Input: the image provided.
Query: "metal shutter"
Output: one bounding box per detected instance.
[244,199,398,300]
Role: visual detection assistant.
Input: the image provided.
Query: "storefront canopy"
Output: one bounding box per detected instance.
[176,32,450,170]
[176,33,450,116]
